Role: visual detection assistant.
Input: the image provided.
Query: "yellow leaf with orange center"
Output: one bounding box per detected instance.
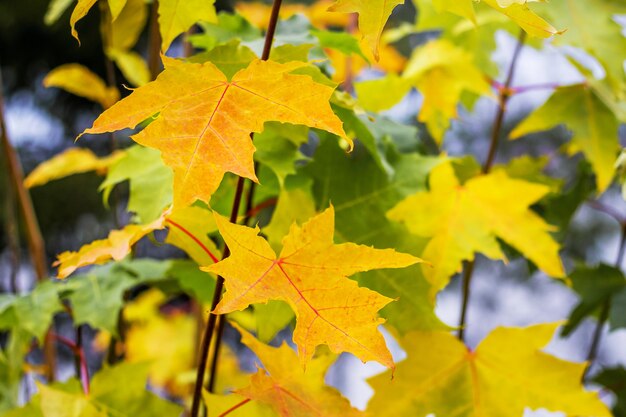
[81,58,347,207]
[203,206,421,368]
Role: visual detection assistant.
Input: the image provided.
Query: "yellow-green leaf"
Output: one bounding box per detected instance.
[510,84,620,193]
[328,0,404,60]
[368,323,611,417]
[387,161,564,297]
[158,0,218,52]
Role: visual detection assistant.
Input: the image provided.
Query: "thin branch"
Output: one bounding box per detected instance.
[0,67,57,380]
[148,0,162,80]
[584,223,626,380]
[190,176,245,417]
[50,333,90,394]
[586,199,626,225]
[202,0,285,402]
[457,30,526,342]
[4,179,21,293]
[483,30,526,174]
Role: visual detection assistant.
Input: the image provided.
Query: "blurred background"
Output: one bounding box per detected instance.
[1,0,626,414]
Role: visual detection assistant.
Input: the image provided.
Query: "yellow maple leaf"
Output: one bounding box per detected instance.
[53,215,167,278]
[24,148,124,189]
[367,323,611,417]
[217,322,364,417]
[81,58,347,207]
[53,206,223,278]
[432,0,560,37]
[158,0,217,52]
[43,64,120,109]
[203,206,420,368]
[328,0,404,60]
[356,39,491,144]
[387,161,564,298]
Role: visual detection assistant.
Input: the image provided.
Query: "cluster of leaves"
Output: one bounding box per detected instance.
[2,0,626,416]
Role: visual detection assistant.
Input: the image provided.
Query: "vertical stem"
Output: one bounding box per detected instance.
[342,13,358,95]
[0,68,57,380]
[190,178,245,417]
[583,223,626,379]
[190,2,284,415]
[483,30,526,174]
[457,30,526,342]
[148,0,162,80]
[4,181,21,293]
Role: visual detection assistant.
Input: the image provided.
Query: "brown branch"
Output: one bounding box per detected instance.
[457,30,526,342]
[202,0,286,403]
[584,224,626,380]
[148,0,162,80]
[190,177,246,417]
[0,67,57,381]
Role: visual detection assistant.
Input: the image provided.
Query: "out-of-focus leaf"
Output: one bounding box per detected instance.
[25,148,123,189]
[43,64,120,108]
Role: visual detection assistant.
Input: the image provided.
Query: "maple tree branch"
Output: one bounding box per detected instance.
[50,333,90,394]
[457,30,526,342]
[0,68,57,380]
[3,177,21,293]
[342,13,359,95]
[586,199,626,225]
[199,0,286,406]
[484,30,526,174]
[512,82,563,94]
[148,0,162,80]
[584,223,626,379]
[219,398,251,417]
[190,177,245,417]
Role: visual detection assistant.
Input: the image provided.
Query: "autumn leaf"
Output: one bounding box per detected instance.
[356,39,491,143]
[387,161,564,297]
[431,0,560,37]
[510,83,620,193]
[328,0,404,60]
[158,0,218,52]
[43,64,120,108]
[210,323,364,417]
[53,215,167,278]
[367,323,611,417]
[81,58,347,207]
[53,204,222,278]
[203,206,420,367]
[544,0,626,93]
[24,148,124,189]
[69,0,97,42]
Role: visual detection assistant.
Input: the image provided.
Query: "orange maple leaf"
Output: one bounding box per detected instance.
[230,322,364,417]
[203,206,421,368]
[80,58,348,207]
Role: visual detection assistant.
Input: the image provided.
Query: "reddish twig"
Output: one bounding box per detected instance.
[50,333,90,394]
